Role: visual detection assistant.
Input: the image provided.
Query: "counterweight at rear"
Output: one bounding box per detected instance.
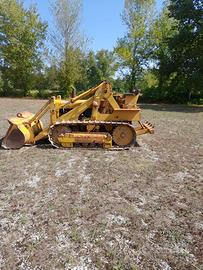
[1,81,154,149]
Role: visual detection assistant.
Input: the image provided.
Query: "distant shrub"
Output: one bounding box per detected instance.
[189,98,203,105]
[26,90,39,98]
[11,89,25,97]
[0,73,3,95]
[142,87,164,103]
[0,88,3,96]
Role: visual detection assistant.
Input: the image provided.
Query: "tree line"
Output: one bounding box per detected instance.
[0,0,202,104]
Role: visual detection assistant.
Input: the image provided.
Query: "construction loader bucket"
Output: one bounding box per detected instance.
[1,112,43,149]
[2,123,30,149]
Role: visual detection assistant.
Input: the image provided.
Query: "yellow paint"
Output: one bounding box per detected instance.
[2,81,154,149]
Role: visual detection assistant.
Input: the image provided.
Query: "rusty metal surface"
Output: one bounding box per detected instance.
[143,121,155,133]
[49,125,72,147]
[2,126,25,149]
[112,125,135,146]
[58,132,112,149]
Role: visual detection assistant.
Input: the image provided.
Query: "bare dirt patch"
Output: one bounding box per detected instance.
[0,98,202,269]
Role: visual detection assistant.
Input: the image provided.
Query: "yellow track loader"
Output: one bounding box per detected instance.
[1,81,154,149]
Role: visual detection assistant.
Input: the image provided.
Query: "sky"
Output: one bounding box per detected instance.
[24,0,164,52]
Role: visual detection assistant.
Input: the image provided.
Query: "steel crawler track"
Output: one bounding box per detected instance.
[48,120,137,149]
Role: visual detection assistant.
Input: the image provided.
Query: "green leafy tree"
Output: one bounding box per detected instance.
[95,50,117,82]
[50,0,87,96]
[150,6,178,93]
[43,63,60,91]
[59,48,85,95]
[166,0,203,102]
[0,0,47,96]
[84,50,117,88]
[84,51,101,88]
[115,0,155,90]
[0,71,3,95]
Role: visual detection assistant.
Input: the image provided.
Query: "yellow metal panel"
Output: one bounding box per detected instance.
[124,96,138,108]
[57,96,94,121]
[96,110,141,122]
[34,127,49,142]
[58,132,112,149]
[107,95,120,109]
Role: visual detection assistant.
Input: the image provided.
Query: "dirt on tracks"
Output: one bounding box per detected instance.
[0,98,202,270]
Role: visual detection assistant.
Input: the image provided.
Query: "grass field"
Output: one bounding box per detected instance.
[0,98,202,270]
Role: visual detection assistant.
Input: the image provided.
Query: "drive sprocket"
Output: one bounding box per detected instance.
[112,125,135,147]
[49,125,72,147]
